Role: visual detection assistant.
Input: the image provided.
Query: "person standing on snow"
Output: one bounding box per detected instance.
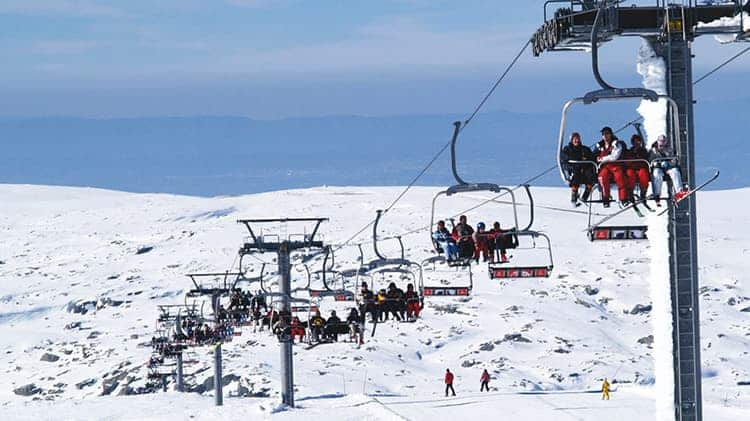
[480,369,490,392]
[601,378,610,400]
[445,368,456,397]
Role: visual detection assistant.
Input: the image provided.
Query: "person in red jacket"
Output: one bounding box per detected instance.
[480,369,490,392]
[404,283,421,320]
[289,316,305,343]
[445,368,456,397]
[594,126,628,207]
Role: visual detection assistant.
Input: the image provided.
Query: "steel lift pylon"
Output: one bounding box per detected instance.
[533,1,749,420]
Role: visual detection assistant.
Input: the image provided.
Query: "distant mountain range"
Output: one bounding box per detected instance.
[1,98,746,196]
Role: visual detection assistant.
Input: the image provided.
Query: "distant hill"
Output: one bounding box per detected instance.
[1,98,746,196]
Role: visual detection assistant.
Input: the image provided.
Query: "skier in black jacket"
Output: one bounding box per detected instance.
[561,132,595,206]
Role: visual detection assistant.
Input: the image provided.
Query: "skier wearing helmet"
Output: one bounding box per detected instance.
[472,222,491,263]
[649,134,689,204]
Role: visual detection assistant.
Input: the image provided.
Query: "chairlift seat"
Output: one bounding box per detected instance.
[422,286,471,297]
[446,183,503,196]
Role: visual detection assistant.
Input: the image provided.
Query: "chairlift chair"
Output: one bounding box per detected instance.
[430,121,555,280]
[556,87,683,241]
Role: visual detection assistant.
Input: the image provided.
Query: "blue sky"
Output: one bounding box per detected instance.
[1,0,748,118]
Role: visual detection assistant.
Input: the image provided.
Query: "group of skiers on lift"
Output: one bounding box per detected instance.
[432,215,517,264]
[357,281,421,323]
[562,126,689,208]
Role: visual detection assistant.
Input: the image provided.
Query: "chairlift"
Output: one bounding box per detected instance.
[420,255,472,298]
[429,121,555,280]
[308,247,356,301]
[556,87,683,241]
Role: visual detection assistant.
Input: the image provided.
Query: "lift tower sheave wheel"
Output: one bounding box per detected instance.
[536,2,749,420]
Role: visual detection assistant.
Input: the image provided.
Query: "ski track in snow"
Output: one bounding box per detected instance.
[0,184,749,420]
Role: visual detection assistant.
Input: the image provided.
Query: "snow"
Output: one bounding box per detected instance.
[696,1,750,43]
[1,183,750,420]
[636,39,668,146]
[636,39,675,421]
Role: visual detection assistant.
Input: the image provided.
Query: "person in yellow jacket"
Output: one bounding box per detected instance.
[601,378,610,400]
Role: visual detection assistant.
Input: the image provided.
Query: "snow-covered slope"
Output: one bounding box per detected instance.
[1,184,749,420]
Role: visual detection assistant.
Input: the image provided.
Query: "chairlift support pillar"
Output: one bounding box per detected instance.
[535,2,749,419]
[214,342,223,406]
[238,217,328,408]
[176,353,184,393]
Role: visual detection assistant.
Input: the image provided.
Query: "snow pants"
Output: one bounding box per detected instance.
[406,301,421,319]
[602,390,610,400]
[445,383,456,396]
[290,328,305,342]
[481,381,489,392]
[436,239,458,260]
[651,166,683,198]
[626,165,650,196]
[474,238,490,262]
[598,164,627,201]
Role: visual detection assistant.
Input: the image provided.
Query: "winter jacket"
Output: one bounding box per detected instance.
[432,227,454,243]
[480,371,490,383]
[649,143,679,169]
[310,315,325,328]
[346,312,361,324]
[404,290,419,303]
[326,315,342,325]
[452,223,474,240]
[623,144,649,168]
[445,372,454,384]
[561,142,594,174]
[595,139,625,164]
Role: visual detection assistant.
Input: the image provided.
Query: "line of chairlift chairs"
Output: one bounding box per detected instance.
[148,85,701,389]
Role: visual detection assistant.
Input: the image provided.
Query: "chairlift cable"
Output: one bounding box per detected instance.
[334,38,532,251]
[614,45,750,134]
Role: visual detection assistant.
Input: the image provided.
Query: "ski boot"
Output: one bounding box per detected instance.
[581,185,592,203]
[571,189,579,207]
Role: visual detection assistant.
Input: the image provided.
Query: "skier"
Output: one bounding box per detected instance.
[488,221,512,263]
[594,126,628,207]
[385,283,403,321]
[451,215,475,259]
[325,310,342,342]
[601,377,610,400]
[404,283,421,320]
[346,308,363,344]
[445,368,456,397]
[357,282,376,322]
[289,316,305,343]
[649,134,689,204]
[376,288,387,321]
[624,134,651,202]
[432,220,459,261]
[561,132,595,206]
[309,310,326,343]
[472,222,491,263]
[480,369,490,392]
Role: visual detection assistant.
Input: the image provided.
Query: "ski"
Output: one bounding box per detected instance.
[631,203,645,218]
[657,170,720,216]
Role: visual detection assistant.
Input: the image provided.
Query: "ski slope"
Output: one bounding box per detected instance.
[1,184,749,420]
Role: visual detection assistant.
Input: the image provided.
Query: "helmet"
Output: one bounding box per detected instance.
[477,222,486,230]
